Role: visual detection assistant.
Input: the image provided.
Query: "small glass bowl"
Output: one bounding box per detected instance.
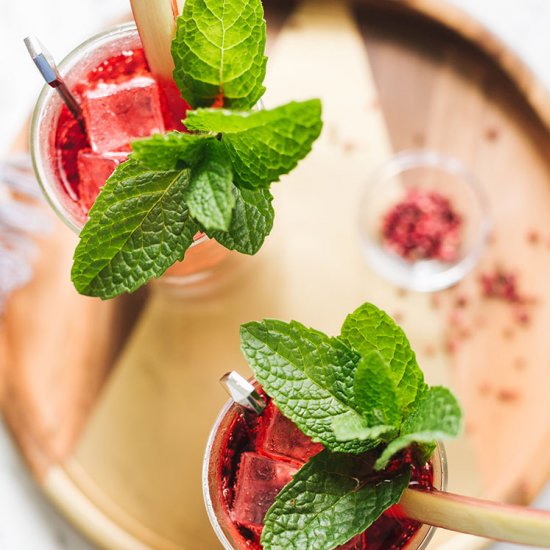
[359,151,490,292]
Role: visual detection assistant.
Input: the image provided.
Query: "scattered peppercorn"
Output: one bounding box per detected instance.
[480,270,522,303]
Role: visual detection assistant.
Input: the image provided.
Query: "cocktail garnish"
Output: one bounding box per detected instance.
[70,0,323,299]
[239,302,462,549]
[238,302,550,548]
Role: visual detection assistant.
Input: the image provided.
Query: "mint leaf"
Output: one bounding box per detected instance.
[331,352,401,443]
[172,0,267,109]
[185,106,306,133]
[262,450,411,550]
[72,159,198,299]
[240,320,387,453]
[354,351,402,427]
[331,413,396,443]
[185,100,323,188]
[131,132,213,170]
[340,303,426,414]
[207,186,273,254]
[375,386,462,470]
[183,140,235,231]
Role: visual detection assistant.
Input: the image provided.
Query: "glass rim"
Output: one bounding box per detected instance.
[202,393,448,550]
[203,396,235,550]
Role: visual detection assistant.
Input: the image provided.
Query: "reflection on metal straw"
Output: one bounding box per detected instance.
[24,35,85,130]
[220,371,266,414]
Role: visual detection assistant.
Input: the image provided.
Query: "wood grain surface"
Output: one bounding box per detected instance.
[2,1,550,549]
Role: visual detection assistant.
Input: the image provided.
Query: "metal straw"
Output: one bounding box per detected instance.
[220,371,266,414]
[24,35,85,130]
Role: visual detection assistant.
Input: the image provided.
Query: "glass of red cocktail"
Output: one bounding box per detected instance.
[30,23,231,288]
[203,388,447,550]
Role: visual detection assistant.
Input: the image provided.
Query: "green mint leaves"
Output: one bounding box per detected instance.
[262,451,411,550]
[353,352,402,428]
[185,102,323,188]
[240,303,461,463]
[71,0,322,299]
[72,160,199,299]
[183,140,235,231]
[172,0,267,109]
[340,303,427,414]
[131,132,213,170]
[240,302,462,550]
[206,186,274,255]
[240,320,395,454]
[374,386,462,470]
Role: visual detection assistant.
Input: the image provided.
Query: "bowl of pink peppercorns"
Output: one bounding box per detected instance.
[359,150,490,292]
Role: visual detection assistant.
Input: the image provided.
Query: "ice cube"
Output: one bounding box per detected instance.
[77,150,128,211]
[260,405,323,463]
[231,452,298,529]
[82,75,165,153]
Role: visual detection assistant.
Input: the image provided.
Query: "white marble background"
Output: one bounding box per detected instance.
[0,0,549,548]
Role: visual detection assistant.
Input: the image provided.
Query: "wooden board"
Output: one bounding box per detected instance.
[3,1,550,548]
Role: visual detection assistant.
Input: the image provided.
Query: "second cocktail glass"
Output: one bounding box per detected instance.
[203,389,447,550]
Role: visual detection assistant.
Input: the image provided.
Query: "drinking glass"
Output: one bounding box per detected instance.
[203,393,448,550]
[30,23,231,288]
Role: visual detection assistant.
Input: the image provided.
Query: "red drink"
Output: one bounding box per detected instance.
[54,47,180,215]
[32,25,162,229]
[204,394,446,550]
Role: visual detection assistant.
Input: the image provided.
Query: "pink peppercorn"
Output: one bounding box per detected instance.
[480,270,521,303]
[381,188,463,262]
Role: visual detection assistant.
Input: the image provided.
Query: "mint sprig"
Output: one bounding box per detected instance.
[340,303,427,414]
[71,0,322,299]
[240,302,462,549]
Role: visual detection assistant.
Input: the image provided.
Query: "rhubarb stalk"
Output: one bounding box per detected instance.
[401,488,550,547]
[129,0,188,129]
[129,0,179,81]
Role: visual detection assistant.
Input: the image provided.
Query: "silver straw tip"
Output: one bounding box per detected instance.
[24,35,58,85]
[220,371,266,414]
